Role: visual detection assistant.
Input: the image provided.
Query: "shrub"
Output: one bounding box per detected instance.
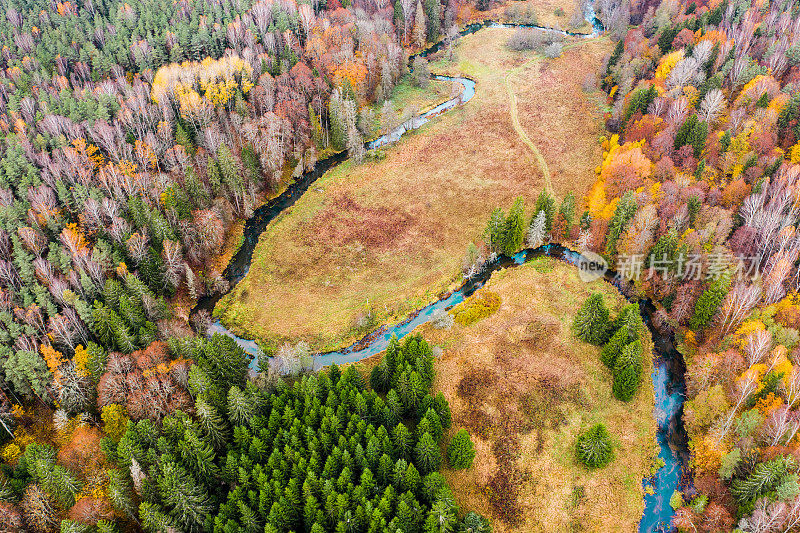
[507,28,563,53]
[506,28,560,52]
[573,293,611,345]
[543,42,563,58]
[612,340,643,401]
[447,429,476,469]
[432,309,454,330]
[575,423,614,468]
[507,28,546,51]
[670,490,684,510]
[452,291,501,326]
[412,56,430,88]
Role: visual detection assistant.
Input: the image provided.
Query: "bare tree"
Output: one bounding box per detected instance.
[745,329,772,367]
[716,283,761,336]
[700,89,726,124]
[717,372,759,443]
[527,211,548,248]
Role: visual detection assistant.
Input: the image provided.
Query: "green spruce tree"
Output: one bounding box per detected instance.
[612,340,643,402]
[573,293,611,345]
[447,429,475,469]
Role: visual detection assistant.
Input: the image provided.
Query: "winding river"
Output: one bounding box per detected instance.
[193,11,691,532]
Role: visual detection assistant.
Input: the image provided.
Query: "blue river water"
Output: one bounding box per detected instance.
[208,245,690,531]
[639,362,687,532]
[197,11,688,531]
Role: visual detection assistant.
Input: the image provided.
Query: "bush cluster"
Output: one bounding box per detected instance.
[507,28,565,54]
[451,291,502,326]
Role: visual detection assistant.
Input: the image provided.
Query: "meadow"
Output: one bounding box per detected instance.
[420,258,657,532]
[215,27,612,351]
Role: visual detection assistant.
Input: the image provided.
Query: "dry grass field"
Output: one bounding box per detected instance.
[419,258,657,532]
[215,27,612,350]
[487,0,591,32]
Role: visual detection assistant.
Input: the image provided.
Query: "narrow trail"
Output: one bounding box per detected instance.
[504,71,553,193]
[503,40,589,194]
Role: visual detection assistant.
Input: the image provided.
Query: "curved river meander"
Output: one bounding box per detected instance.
[193,12,691,532]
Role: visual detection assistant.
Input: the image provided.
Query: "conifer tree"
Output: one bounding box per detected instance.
[647,229,679,269]
[558,192,576,239]
[423,0,441,41]
[731,455,796,506]
[157,461,214,532]
[393,423,413,460]
[195,397,230,451]
[575,423,614,468]
[533,190,556,232]
[175,122,194,153]
[432,393,452,429]
[107,468,137,519]
[178,429,221,485]
[139,502,178,533]
[573,293,611,345]
[421,408,443,441]
[502,196,526,255]
[329,89,347,151]
[612,340,643,402]
[425,496,458,533]
[413,0,427,47]
[689,272,732,330]
[600,325,634,369]
[611,303,645,337]
[484,208,506,254]
[447,429,475,469]
[605,191,637,259]
[459,512,492,533]
[414,432,442,475]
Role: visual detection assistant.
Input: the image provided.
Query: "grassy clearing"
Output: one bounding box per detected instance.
[485,0,591,32]
[418,259,657,532]
[369,74,454,130]
[216,27,611,350]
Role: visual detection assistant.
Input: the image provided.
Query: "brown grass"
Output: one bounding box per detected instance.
[421,260,657,532]
[216,28,611,350]
[482,0,590,32]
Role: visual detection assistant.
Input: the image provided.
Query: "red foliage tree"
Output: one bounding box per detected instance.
[67,497,113,525]
[57,426,105,475]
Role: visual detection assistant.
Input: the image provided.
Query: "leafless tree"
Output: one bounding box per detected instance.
[744,329,772,367]
[717,283,762,336]
[700,89,726,125]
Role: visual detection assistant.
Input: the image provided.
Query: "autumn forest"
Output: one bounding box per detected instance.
[3,0,800,530]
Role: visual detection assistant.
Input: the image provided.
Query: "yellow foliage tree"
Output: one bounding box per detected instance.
[40,344,64,376]
[152,55,254,110]
[689,436,724,476]
[73,345,89,377]
[654,50,685,83]
[101,404,129,442]
[585,181,608,218]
